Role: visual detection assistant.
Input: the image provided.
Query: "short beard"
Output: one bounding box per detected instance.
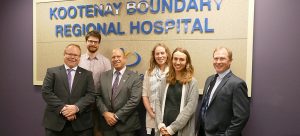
[88,47,98,53]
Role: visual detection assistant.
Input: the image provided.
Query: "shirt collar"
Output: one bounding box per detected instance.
[217,69,231,79]
[82,53,99,60]
[64,64,78,71]
[113,66,126,75]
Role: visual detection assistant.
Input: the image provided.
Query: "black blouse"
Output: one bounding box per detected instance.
[163,81,182,136]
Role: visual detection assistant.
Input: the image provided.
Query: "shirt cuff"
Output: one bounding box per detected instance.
[158,123,166,130]
[74,105,79,112]
[166,126,175,135]
[114,114,120,120]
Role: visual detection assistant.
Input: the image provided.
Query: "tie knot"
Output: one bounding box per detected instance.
[212,74,219,81]
[209,74,219,86]
[115,71,120,75]
[67,69,74,73]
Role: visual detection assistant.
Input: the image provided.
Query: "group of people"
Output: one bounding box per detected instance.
[41,30,250,136]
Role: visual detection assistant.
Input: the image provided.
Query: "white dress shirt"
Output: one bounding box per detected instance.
[112,66,126,86]
[208,69,231,105]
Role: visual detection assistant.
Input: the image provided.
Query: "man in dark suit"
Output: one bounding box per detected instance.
[42,44,97,136]
[196,47,250,136]
[96,48,142,136]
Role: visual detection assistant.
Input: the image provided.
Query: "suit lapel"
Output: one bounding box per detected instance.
[71,67,83,94]
[200,76,214,108]
[112,69,130,100]
[209,72,232,106]
[107,70,113,100]
[203,76,214,95]
[59,65,70,94]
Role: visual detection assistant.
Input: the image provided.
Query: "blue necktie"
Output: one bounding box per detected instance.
[201,74,219,119]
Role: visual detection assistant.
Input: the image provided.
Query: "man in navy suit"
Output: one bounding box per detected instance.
[196,47,250,136]
[42,44,97,136]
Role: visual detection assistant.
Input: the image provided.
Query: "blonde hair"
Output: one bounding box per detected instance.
[64,43,81,55]
[147,43,171,75]
[213,46,233,61]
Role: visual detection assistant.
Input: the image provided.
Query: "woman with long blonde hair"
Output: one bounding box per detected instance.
[142,43,171,136]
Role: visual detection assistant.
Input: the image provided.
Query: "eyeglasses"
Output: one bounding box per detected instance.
[65,52,80,57]
[87,40,99,44]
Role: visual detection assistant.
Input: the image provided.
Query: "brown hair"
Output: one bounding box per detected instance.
[85,30,101,43]
[147,43,171,75]
[167,47,194,85]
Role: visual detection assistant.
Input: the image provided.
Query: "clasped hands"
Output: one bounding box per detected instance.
[103,111,118,126]
[60,105,78,121]
[160,127,171,136]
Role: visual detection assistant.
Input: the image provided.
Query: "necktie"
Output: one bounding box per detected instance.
[112,71,121,99]
[67,69,73,91]
[201,74,219,119]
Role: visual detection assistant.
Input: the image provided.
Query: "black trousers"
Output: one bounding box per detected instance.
[198,125,206,136]
[102,129,136,136]
[45,122,93,136]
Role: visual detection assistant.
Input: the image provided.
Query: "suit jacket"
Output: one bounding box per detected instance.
[96,68,142,133]
[196,71,250,136]
[42,65,96,131]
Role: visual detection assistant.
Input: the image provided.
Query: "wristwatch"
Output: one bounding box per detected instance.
[114,114,120,120]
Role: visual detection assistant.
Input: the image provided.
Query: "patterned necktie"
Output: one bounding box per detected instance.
[112,71,121,99]
[67,69,73,91]
[201,74,219,119]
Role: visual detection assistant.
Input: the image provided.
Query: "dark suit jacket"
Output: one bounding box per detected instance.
[42,65,96,131]
[96,68,142,133]
[196,71,250,136]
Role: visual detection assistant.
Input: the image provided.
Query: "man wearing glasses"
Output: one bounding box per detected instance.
[79,30,111,136]
[42,44,96,136]
[79,30,111,90]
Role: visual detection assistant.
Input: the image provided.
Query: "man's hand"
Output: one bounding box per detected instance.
[66,114,77,121]
[102,111,118,126]
[61,105,78,117]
